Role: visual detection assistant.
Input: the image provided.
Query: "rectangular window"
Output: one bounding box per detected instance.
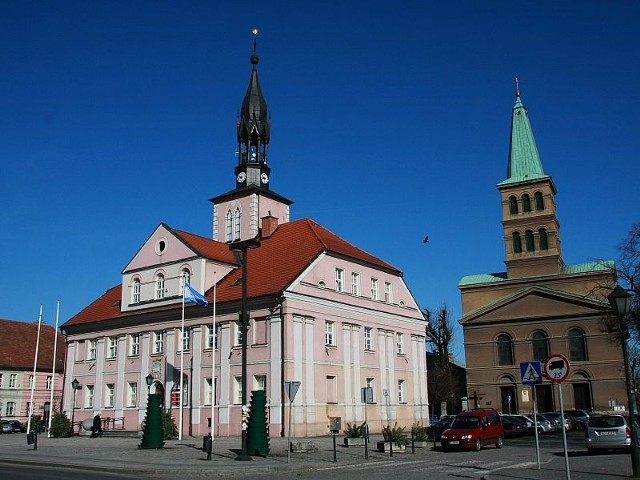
[254,375,267,392]
[234,322,242,346]
[129,334,140,356]
[132,280,141,303]
[253,318,267,345]
[178,327,190,352]
[29,375,34,389]
[108,337,118,358]
[396,332,404,354]
[384,281,393,303]
[9,374,17,388]
[325,321,335,346]
[205,325,216,349]
[153,331,164,354]
[233,376,242,404]
[6,401,16,416]
[127,382,137,407]
[105,384,115,408]
[366,377,375,403]
[326,375,337,404]
[335,268,345,292]
[364,327,373,351]
[398,379,406,403]
[371,278,379,300]
[351,272,360,296]
[0,373,3,388]
[87,339,97,360]
[204,378,217,406]
[46,376,52,390]
[85,385,95,408]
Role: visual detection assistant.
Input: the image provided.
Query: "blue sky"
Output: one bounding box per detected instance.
[1,1,638,364]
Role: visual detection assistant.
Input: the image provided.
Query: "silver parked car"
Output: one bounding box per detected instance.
[525,414,555,434]
[586,414,631,454]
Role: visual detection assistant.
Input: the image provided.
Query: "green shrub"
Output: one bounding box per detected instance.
[411,421,428,442]
[49,412,72,438]
[29,415,43,433]
[161,411,178,440]
[343,421,367,438]
[382,422,407,447]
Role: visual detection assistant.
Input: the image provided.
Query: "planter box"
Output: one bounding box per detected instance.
[412,440,429,448]
[377,441,406,453]
[343,437,366,447]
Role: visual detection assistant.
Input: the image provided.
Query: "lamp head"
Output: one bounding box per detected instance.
[608,284,632,317]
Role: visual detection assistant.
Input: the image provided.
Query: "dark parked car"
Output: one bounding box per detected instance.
[501,415,526,437]
[427,415,455,442]
[1,421,12,434]
[565,409,590,431]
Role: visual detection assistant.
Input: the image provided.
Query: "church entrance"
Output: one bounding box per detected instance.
[535,384,554,412]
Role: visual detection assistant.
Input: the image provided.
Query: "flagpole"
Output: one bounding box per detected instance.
[211,272,217,441]
[179,290,185,441]
[27,305,43,434]
[48,300,60,437]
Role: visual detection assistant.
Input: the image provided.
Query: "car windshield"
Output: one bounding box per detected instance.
[590,416,626,428]
[452,416,480,429]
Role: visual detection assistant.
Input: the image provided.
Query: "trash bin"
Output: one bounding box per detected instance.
[27,432,36,445]
[202,434,212,453]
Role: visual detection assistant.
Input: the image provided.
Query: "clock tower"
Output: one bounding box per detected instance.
[211,30,292,243]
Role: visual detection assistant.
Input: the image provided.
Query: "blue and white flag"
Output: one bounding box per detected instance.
[184,283,208,306]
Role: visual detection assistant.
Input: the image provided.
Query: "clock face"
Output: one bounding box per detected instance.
[237,172,246,183]
[260,173,269,184]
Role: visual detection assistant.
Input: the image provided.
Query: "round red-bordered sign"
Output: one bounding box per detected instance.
[543,354,570,383]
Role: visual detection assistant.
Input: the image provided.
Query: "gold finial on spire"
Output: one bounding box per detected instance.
[515,77,521,97]
[252,28,258,54]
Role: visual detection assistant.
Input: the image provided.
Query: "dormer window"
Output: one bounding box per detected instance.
[155,273,165,300]
[180,268,191,295]
[132,278,141,303]
[233,208,241,241]
[225,210,233,242]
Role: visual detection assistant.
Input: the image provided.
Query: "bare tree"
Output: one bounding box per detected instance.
[616,222,640,334]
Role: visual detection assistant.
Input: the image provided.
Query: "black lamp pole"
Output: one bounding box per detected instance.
[608,284,640,478]
[70,378,80,436]
[230,237,260,461]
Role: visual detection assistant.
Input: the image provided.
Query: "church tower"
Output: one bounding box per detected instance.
[497,82,563,278]
[211,30,292,243]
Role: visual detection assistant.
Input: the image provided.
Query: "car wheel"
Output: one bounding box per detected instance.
[474,439,481,451]
[496,435,503,449]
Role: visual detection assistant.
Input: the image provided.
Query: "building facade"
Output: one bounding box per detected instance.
[458,87,625,414]
[61,40,428,438]
[0,319,65,427]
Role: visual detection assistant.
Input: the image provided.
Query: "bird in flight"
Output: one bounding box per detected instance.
[423,235,429,244]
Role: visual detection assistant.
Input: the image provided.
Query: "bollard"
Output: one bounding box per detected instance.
[332,433,337,462]
[411,430,415,454]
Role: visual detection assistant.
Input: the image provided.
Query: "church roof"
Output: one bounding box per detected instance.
[498,86,548,186]
[63,218,400,327]
[0,318,65,372]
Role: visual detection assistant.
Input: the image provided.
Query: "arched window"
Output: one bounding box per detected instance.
[131,278,141,304]
[155,273,165,300]
[522,194,531,213]
[225,210,233,242]
[233,208,241,241]
[525,230,535,252]
[508,196,518,215]
[568,328,588,361]
[535,191,545,211]
[512,231,522,253]
[497,333,514,366]
[180,268,191,295]
[531,331,549,361]
[538,228,549,250]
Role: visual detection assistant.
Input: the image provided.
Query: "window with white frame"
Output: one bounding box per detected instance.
[6,401,16,416]
[325,321,336,346]
[335,268,345,292]
[398,379,406,403]
[127,382,137,407]
[9,374,17,388]
[225,210,233,242]
[233,208,241,241]
[155,273,165,300]
[233,376,242,404]
[0,373,3,388]
[205,378,217,405]
[87,339,97,360]
[366,377,375,402]
[181,377,189,406]
[234,321,242,346]
[178,327,190,352]
[105,383,115,408]
[364,327,373,351]
[29,375,34,389]
[85,385,95,408]
[46,376,52,389]
[396,332,404,354]
[153,331,164,354]
[129,334,140,356]
[254,375,266,392]
[384,281,393,303]
[132,278,141,303]
[205,324,216,349]
[371,278,379,300]
[108,336,118,358]
[180,268,190,295]
[351,272,360,296]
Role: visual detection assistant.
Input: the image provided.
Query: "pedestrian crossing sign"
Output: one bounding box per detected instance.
[520,361,542,384]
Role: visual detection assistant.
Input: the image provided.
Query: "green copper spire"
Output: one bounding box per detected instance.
[499,80,547,185]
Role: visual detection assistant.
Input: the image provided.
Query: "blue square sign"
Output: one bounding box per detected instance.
[520,361,542,385]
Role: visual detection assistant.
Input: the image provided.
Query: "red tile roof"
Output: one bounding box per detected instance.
[63,218,400,328]
[0,319,65,372]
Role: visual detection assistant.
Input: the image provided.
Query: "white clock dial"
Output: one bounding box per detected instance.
[260,173,269,184]
[237,172,246,183]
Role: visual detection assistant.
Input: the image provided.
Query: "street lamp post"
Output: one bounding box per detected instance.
[70,378,81,436]
[145,374,154,393]
[230,237,261,461]
[608,284,640,478]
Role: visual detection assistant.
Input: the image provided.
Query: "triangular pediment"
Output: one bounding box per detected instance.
[460,285,608,325]
[123,223,199,273]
